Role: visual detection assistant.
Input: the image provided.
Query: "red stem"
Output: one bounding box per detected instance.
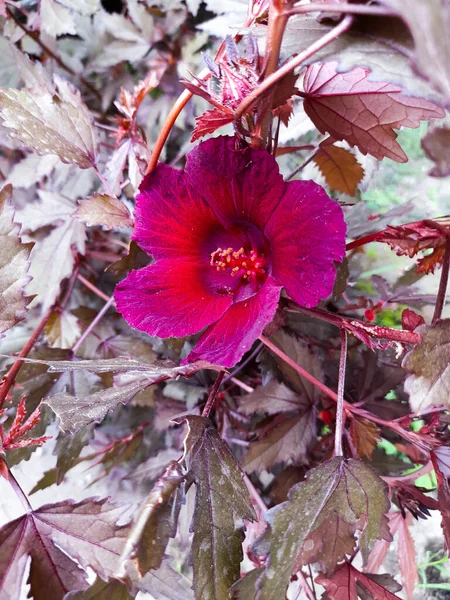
[432,237,450,324]
[144,26,247,175]
[346,231,384,251]
[0,306,54,410]
[0,263,80,410]
[254,0,290,147]
[288,303,421,345]
[72,295,115,354]
[202,371,226,418]
[260,334,339,401]
[77,274,113,303]
[234,15,354,121]
[8,470,32,511]
[259,334,428,449]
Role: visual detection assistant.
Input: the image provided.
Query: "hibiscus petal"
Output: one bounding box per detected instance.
[134,164,220,261]
[264,180,346,307]
[114,260,232,338]
[185,279,281,367]
[185,136,285,230]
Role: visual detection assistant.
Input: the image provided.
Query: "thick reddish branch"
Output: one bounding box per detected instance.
[259,334,430,452]
[0,265,80,410]
[346,218,450,252]
[287,303,422,345]
[0,306,53,410]
[202,370,226,418]
[432,237,450,324]
[234,15,354,122]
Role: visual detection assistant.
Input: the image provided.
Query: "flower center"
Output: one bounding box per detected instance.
[210,246,266,281]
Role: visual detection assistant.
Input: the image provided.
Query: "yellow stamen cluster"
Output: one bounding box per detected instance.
[210,246,265,279]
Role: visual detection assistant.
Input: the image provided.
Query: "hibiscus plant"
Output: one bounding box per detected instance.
[0,1,450,599]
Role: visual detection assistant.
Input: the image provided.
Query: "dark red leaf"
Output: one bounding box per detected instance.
[317,562,402,599]
[388,512,417,600]
[377,220,450,274]
[302,62,444,162]
[401,308,425,332]
[191,108,234,142]
[0,498,129,600]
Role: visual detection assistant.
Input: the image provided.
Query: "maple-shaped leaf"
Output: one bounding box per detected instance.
[379,0,450,103]
[54,425,95,485]
[191,108,234,142]
[25,207,86,311]
[0,497,129,600]
[301,513,357,576]
[180,416,255,600]
[317,562,402,599]
[123,461,185,575]
[242,336,318,471]
[377,220,449,274]
[45,310,81,349]
[422,125,450,177]
[301,62,444,162]
[349,417,380,459]
[40,0,77,38]
[401,308,425,332]
[0,76,98,168]
[230,568,264,599]
[313,145,364,196]
[243,411,316,473]
[125,558,194,600]
[388,512,417,600]
[277,13,435,102]
[266,331,323,400]
[64,577,133,600]
[0,184,33,337]
[254,457,391,600]
[45,360,220,433]
[403,319,450,413]
[239,379,302,415]
[72,193,133,230]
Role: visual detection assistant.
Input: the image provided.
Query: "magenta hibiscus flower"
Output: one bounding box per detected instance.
[115,137,346,367]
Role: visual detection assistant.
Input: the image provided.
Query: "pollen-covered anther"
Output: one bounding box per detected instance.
[210,246,266,280]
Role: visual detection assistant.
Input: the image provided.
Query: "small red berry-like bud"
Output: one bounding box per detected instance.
[364,309,375,322]
[319,409,334,425]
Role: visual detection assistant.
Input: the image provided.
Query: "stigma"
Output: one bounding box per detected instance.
[210,246,266,280]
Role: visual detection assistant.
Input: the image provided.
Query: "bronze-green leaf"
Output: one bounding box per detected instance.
[403,319,450,413]
[255,457,391,600]
[182,416,255,600]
